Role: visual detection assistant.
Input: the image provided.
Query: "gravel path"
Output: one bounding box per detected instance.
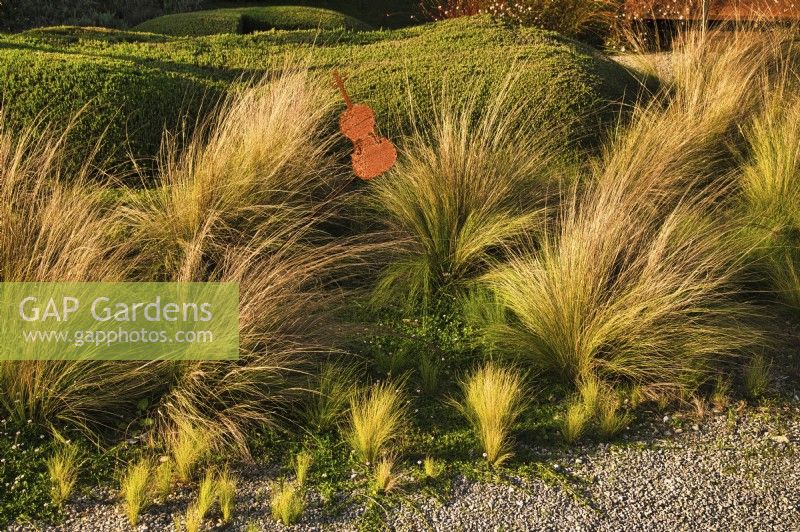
[10,400,800,531]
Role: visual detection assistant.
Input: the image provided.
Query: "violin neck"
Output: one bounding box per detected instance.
[333,70,353,109]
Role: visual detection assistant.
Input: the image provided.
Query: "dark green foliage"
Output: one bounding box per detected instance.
[206,1,422,28]
[134,6,371,36]
[0,422,59,525]
[0,47,221,177]
[0,0,195,32]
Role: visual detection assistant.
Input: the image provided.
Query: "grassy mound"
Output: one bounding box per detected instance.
[134,6,371,36]
[0,17,641,178]
[0,46,221,174]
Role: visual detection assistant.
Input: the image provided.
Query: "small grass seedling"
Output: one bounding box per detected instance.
[347,380,407,464]
[195,470,216,520]
[453,363,527,467]
[184,502,203,532]
[293,450,313,487]
[46,445,79,509]
[597,392,631,439]
[423,456,443,480]
[744,354,771,399]
[371,456,399,495]
[153,459,173,500]
[169,423,211,483]
[562,400,590,444]
[121,458,152,527]
[216,467,237,523]
[270,480,304,526]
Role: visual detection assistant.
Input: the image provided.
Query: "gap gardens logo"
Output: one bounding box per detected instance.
[0,283,239,361]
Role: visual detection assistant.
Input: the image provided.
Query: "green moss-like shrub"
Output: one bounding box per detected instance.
[0,16,642,175]
[134,10,245,36]
[0,48,221,176]
[134,6,371,36]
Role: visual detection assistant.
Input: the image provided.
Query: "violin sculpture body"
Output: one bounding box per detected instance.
[334,72,397,180]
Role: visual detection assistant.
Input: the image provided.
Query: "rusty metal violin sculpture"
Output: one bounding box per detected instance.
[333,71,397,180]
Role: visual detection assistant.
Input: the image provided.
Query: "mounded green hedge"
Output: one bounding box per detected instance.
[134,10,244,36]
[0,17,644,179]
[0,48,221,174]
[134,6,371,36]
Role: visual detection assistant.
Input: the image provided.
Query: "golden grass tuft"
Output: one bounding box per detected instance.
[46,445,79,508]
[367,75,570,307]
[0,119,157,432]
[195,470,217,521]
[477,28,777,400]
[168,422,212,483]
[270,480,304,526]
[153,459,174,500]
[118,66,370,456]
[123,66,342,280]
[453,362,526,467]
[596,390,631,439]
[302,363,359,433]
[561,400,590,443]
[184,502,204,532]
[371,456,399,495]
[293,451,313,487]
[346,380,408,465]
[120,458,152,527]
[216,467,237,523]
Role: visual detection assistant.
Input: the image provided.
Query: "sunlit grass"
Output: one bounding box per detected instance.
[46,445,79,509]
[168,422,212,483]
[293,451,313,487]
[270,480,304,526]
[562,400,590,443]
[347,380,407,465]
[195,470,217,521]
[216,466,237,523]
[120,458,151,527]
[371,456,399,495]
[453,363,526,467]
[367,75,570,307]
[153,459,174,500]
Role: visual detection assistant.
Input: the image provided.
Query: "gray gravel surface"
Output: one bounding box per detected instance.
[9,401,800,531]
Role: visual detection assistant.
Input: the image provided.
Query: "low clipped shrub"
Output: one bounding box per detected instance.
[0,48,219,177]
[0,0,168,32]
[1,16,642,170]
[134,6,371,36]
[242,6,371,31]
[135,10,245,36]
